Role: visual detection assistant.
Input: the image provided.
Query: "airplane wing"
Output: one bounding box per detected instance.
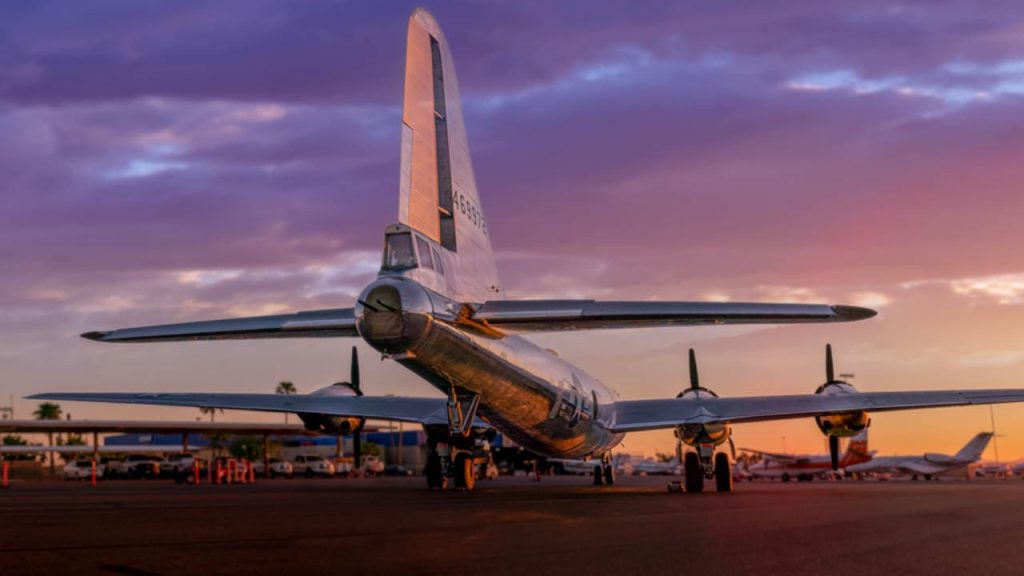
[608,389,1024,432]
[28,393,450,426]
[896,461,949,476]
[472,301,875,332]
[81,308,357,343]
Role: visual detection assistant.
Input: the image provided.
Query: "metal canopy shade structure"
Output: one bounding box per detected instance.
[0,420,319,435]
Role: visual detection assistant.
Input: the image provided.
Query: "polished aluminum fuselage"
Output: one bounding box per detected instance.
[355,275,623,459]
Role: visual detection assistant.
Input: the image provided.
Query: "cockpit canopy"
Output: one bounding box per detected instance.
[381,228,446,275]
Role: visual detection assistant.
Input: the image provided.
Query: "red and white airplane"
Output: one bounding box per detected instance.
[742,430,871,482]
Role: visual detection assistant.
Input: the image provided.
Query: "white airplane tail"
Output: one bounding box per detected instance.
[396,9,501,301]
[954,432,993,462]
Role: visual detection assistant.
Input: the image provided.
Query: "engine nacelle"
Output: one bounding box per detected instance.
[814,381,869,438]
[674,387,731,448]
[297,382,366,435]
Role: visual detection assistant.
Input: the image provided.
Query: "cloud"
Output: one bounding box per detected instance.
[904,273,1024,305]
[950,273,1024,304]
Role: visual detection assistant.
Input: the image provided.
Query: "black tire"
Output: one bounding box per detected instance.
[425,453,447,490]
[603,464,615,486]
[782,473,791,483]
[304,468,314,479]
[454,454,475,491]
[593,464,604,485]
[714,453,733,493]
[267,469,275,479]
[684,452,703,493]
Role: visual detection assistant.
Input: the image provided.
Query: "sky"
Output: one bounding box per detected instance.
[3,0,1024,459]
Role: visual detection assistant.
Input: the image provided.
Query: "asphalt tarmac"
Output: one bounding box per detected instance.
[2,475,1023,576]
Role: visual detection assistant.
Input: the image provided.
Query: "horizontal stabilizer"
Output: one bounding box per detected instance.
[82,308,357,343]
[609,388,1024,432]
[472,300,875,332]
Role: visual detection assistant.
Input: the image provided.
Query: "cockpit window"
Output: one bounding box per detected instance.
[383,233,417,270]
[416,237,434,271]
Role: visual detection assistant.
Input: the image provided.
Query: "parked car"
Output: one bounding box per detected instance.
[253,458,294,478]
[63,459,103,480]
[384,464,413,477]
[121,454,161,479]
[292,454,336,478]
[160,453,195,478]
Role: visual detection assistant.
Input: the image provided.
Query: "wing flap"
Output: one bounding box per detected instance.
[609,389,1024,432]
[29,393,449,426]
[473,300,875,332]
[82,308,358,343]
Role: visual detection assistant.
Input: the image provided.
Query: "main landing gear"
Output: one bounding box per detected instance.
[592,454,615,486]
[424,388,491,492]
[676,444,732,494]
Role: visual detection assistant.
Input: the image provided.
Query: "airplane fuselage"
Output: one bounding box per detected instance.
[355,275,623,458]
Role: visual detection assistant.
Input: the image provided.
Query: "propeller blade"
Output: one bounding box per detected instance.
[676,439,683,464]
[353,432,362,470]
[825,343,835,383]
[829,435,840,471]
[688,348,700,390]
[350,346,361,395]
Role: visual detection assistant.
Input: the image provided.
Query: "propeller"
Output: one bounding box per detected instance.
[688,348,700,390]
[348,346,363,467]
[826,344,840,470]
[825,343,836,383]
[349,346,362,396]
[829,435,840,471]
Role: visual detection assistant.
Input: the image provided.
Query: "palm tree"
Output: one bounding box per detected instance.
[33,402,62,474]
[199,406,223,423]
[275,381,297,423]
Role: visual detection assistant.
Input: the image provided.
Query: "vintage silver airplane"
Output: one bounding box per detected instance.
[32,9,1024,492]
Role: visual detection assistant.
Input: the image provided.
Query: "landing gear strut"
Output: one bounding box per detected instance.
[423,388,491,492]
[592,453,615,486]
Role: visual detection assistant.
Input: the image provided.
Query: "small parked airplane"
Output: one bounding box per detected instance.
[846,432,993,480]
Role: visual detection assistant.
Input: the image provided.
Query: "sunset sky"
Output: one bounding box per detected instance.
[3,1,1024,459]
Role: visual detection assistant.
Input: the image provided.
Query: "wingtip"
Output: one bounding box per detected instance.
[830,305,878,322]
[81,331,109,342]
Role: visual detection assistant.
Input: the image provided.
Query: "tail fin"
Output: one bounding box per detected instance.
[397,9,501,301]
[954,432,993,462]
[844,429,870,460]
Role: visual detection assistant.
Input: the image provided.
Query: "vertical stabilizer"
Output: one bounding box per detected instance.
[954,432,993,462]
[397,9,501,301]
[844,428,870,459]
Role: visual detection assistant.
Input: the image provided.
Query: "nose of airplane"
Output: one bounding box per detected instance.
[355,277,433,354]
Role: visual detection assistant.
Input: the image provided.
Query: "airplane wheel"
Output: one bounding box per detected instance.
[454,454,475,491]
[425,453,447,490]
[782,473,791,483]
[714,453,732,493]
[603,464,615,486]
[593,465,604,486]
[684,452,703,493]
